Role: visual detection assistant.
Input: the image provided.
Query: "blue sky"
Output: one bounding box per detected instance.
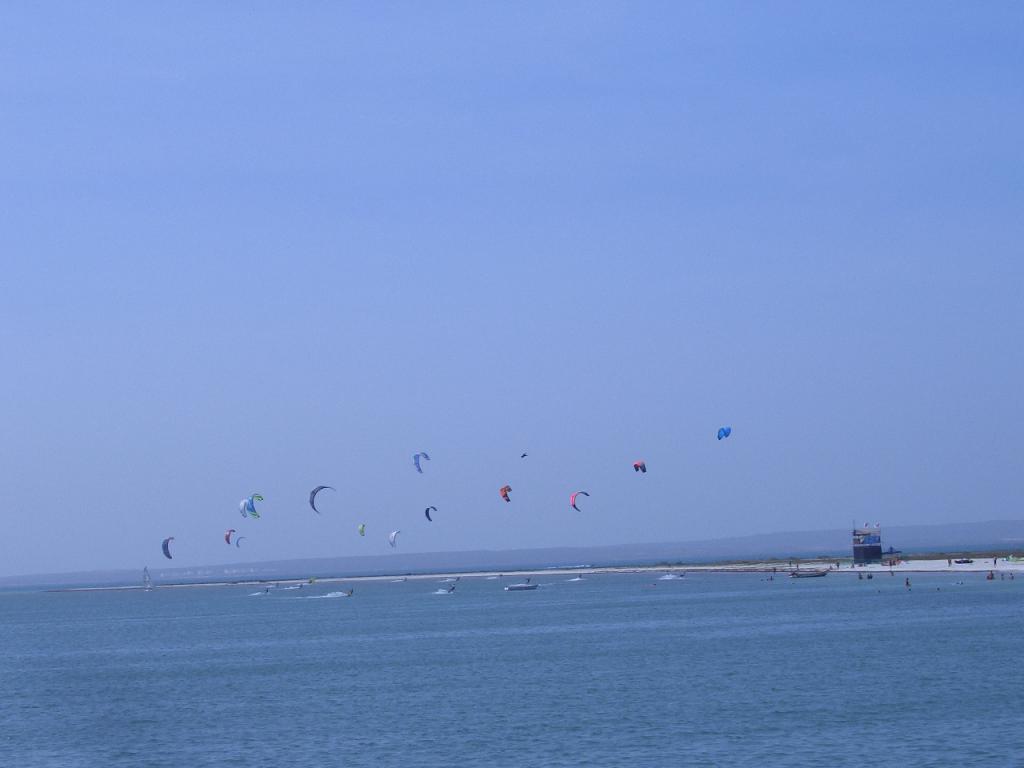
[1,3,1022,576]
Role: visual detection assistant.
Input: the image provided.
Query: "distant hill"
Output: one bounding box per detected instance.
[4,519,1023,589]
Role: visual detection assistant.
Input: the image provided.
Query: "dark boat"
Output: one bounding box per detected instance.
[789,570,828,578]
[504,577,538,591]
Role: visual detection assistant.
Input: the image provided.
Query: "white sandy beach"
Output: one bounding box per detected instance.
[56,555,1024,592]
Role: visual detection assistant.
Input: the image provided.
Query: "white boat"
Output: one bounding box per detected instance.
[142,567,153,592]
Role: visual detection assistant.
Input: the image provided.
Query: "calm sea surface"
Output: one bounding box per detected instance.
[1,571,1021,767]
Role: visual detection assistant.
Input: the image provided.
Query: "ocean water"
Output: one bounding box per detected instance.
[1,572,1021,767]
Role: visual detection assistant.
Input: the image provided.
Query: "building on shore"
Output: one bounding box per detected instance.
[852,523,882,564]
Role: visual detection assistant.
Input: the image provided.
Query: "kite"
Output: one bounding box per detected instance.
[309,485,334,514]
[570,491,590,512]
[413,452,431,473]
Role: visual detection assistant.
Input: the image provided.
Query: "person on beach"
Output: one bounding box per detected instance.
[905,577,911,590]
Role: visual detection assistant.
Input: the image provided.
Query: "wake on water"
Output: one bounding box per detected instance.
[300,591,352,599]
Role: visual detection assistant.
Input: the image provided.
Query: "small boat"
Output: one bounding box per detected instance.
[142,567,153,592]
[954,558,974,564]
[789,570,828,578]
[504,578,538,591]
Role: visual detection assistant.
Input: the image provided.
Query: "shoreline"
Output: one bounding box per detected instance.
[48,556,1024,592]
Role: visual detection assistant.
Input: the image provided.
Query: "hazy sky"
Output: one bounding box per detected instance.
[1,3,1022,576]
